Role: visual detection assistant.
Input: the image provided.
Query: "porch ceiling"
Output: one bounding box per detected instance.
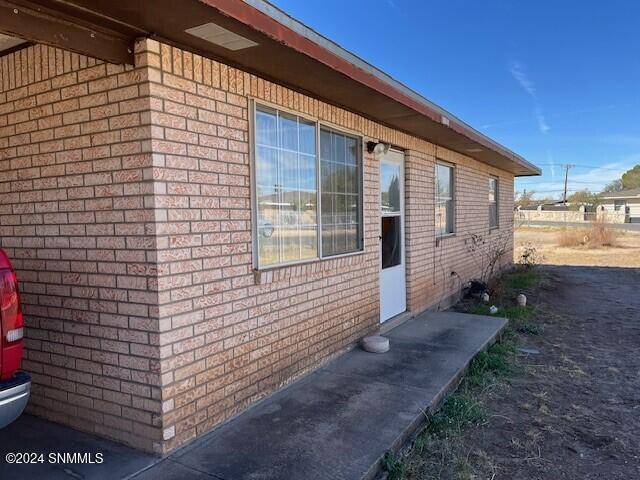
[0,0,540,177]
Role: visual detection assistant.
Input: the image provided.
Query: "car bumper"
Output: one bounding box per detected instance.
[0,372,30,428]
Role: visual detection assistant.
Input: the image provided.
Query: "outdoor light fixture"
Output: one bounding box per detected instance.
[366,141,390,157]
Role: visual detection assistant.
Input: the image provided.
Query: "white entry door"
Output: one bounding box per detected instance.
[379,149,406,323]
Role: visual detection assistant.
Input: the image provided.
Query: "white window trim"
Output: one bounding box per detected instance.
[249,99,365,270]
[489,176,499,229]
[435,160,456,237]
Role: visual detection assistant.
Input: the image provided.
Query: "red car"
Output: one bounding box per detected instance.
[0,249,30,428]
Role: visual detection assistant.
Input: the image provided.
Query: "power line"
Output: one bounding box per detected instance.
[532,163,630,172]
[516,180,603,185]
[515,188,587,194]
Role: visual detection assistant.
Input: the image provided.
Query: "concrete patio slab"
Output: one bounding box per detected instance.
[134,311,507,480]
[0,414,158,480]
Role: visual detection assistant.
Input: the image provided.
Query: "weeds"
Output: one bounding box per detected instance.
[382,451,405,480]
[557,219,617,248]
[507,269,541,290]
[400,266,545,479]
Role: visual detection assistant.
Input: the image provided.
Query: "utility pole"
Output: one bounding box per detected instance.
[561,164,575,205]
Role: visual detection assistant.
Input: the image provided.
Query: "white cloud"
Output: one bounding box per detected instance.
[509,62,537,98]
[535,106,550,134]
[509,61,550,135]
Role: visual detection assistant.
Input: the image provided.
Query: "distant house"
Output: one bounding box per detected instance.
[599,189,640,223]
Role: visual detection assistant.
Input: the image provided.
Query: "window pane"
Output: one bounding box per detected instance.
[435,201,447,236]
[334,224,347,254]
[256,109,277,146]
[333,133,346,164]
[319,129,362,257]
[256,146,278,189]
[347,194,359,224]
[435,164,454,235]
[381,162,401,213]
[279,190,299,225]
[257,186,280,226]
[258,226,279,265]
[489,204,498,228]
[300,226,318,260]
[345,136,358,166]
[345,224,359,252]
[299,191,317,225]
[320,129,332,160]
[321,193,334,224]
[381,216,401,269]
[346,165,358,193]
[489,177,498,228]
[322,225,335,255]
[299,119,316,155]
[281,226,301,262]
[321,160,335,193]
[298,154,316,191]
[255,106,318,267]
[437,164,452,198]
[279,113,298,151]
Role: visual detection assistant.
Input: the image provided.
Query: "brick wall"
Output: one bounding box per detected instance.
[0,41,165,452]
[0,38,515,454]
[146,41,515,451]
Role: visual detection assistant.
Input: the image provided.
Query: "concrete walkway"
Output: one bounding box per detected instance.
[0,311,505,480]
[134,311,507,480]
[0,414,157,480]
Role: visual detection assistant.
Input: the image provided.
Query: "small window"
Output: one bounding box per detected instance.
[614,200,625,211]
[489,177,498,228]
[435,163,454,236]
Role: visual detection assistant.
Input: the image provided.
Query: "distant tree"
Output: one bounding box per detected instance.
[621,164,640,190]
[602,179,623,193]
[567,189,598,206]
[515,190,536,207]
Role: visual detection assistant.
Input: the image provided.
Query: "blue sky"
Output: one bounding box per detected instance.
[270,0,640,199]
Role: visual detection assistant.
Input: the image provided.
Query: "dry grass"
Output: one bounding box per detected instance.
[557,220,617,248]
[515,225,640,267]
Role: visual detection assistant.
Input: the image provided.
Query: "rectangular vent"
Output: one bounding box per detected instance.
[185,22,258,51]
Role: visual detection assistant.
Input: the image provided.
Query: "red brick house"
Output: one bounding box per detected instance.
[0,1,539,453]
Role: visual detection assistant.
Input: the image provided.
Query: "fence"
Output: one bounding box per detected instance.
[514,206,627,225]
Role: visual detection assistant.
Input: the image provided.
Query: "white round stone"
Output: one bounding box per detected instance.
[361,335,389,353]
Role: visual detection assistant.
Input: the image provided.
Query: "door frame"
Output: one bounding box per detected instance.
[379,148,407,323]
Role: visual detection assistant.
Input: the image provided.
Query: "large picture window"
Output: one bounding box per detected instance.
[435,163,455,236]
[489,177,498,228]
[253,104,362,268]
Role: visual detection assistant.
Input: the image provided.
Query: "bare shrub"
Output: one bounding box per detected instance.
[556,221,617,248]
[467,233,511,285]
[589,219,617,247]
[557,228,588,247]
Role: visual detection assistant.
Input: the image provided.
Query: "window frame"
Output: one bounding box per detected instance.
[614,200,626,212]
[489,176,499,229]
[435,161,456,237]
[250,100,365,270]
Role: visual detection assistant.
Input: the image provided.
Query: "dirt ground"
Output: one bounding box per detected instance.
[515,226,640,267]
[404,265,640,479]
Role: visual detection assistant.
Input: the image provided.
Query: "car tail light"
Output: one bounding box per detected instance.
[1,269,24,338]
[0,253,24,380]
